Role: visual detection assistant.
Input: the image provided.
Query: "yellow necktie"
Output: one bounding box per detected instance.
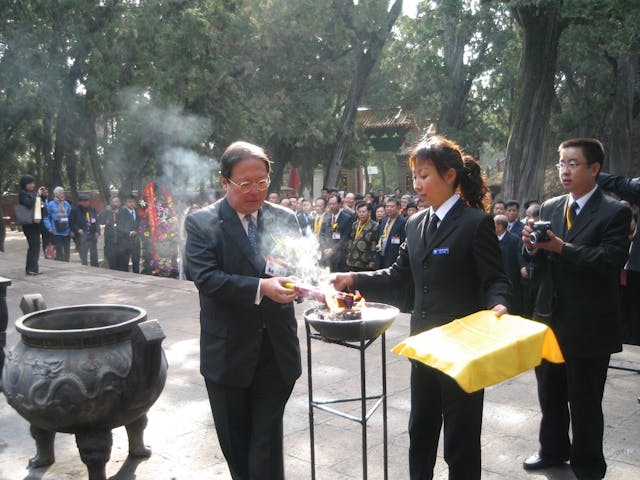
[566,202,577,230]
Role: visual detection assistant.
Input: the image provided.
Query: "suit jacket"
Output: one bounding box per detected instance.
[597,172,640,205]
[185,197,302,388]
[374,215,407,268]
[296,211,312,235]
[319,209,353,271]
[498,230,522,314]
[357,200,511,335]
[116,207,140,245]
[99,207,120,248]
[529,189,630,357]
[508,219,525,238]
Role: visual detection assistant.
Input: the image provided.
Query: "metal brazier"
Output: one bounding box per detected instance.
[2,302,167,480]
[304,302,398,341]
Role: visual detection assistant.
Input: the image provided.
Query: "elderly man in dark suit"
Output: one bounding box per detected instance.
[185,141,301,480]
[522,138,631,480]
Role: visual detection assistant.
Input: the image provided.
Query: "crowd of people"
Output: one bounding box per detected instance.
[11,133,640,480]
[17,177,147,275]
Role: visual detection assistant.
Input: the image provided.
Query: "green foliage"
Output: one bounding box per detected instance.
[1,0,639,198]
[368,0,519,153]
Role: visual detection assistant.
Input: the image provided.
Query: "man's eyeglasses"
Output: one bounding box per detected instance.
[227,176,271,193]
[556,161,585,171]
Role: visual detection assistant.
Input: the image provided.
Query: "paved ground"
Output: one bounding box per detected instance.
[1,229,640,480]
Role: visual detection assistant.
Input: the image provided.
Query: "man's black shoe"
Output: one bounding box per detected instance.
[523,453,567,471]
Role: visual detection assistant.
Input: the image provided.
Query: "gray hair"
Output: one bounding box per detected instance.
[53,186,65,196]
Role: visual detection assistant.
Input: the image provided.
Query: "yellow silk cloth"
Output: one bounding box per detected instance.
[392,311,564,393]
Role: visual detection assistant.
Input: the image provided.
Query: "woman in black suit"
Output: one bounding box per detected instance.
[332,136,511,480]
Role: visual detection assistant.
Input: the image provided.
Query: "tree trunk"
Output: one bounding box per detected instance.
[86,114,111,202]
[437,2,473,133]
[502,3,565,202]
[607,52,635,175]
[266,139,294,195]
[50,113,66,189]
[325,0,403,188]
[66,150,79,202]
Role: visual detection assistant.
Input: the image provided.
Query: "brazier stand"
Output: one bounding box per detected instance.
[305,320,389,480]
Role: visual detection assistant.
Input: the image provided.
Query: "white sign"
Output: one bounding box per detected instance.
[367,166,379,175]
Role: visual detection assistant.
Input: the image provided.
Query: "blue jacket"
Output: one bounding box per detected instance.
[44,199,72,236]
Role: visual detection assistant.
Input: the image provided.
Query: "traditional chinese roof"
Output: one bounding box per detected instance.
[357,107,419,152]
[358,107,418,131]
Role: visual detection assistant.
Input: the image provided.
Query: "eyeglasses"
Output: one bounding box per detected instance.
[227,176,271,193]
[556,161,585,171]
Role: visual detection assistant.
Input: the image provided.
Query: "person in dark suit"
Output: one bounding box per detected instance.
[70,194,100,267]
[505,200,525,237]
[521,138,631,480]
[374,197,407,269]
[99,196,121,269]
[185,141,301,480]
[295,199,312,236]
[494,214,522,315]
[519,203,541,319]
[115,194,141,273]
[621,211,640,345]
[319,193,353,272]
[332,136,511,480]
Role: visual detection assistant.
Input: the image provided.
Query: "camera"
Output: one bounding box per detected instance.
[529,221,551,244]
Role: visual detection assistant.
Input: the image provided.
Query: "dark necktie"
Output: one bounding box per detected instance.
[566,202,578,230]
[425,213,439,245]
[245,214,258,254]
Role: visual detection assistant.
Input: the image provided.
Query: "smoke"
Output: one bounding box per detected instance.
[106,88,219,196]
[266,226,332,286]
[157,146,218,195]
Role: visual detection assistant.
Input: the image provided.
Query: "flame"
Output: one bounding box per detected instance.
[324,289,344,315]
[324,289,365,315]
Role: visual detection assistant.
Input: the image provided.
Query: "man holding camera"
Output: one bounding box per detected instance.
[521,138,630,480]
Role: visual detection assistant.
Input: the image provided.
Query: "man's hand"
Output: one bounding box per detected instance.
[520,266,529,279]
[523,225,565,254]
[522,224,536,251]
[330,272,354,292]
[522,224,565,254]
[260,277,299,304]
